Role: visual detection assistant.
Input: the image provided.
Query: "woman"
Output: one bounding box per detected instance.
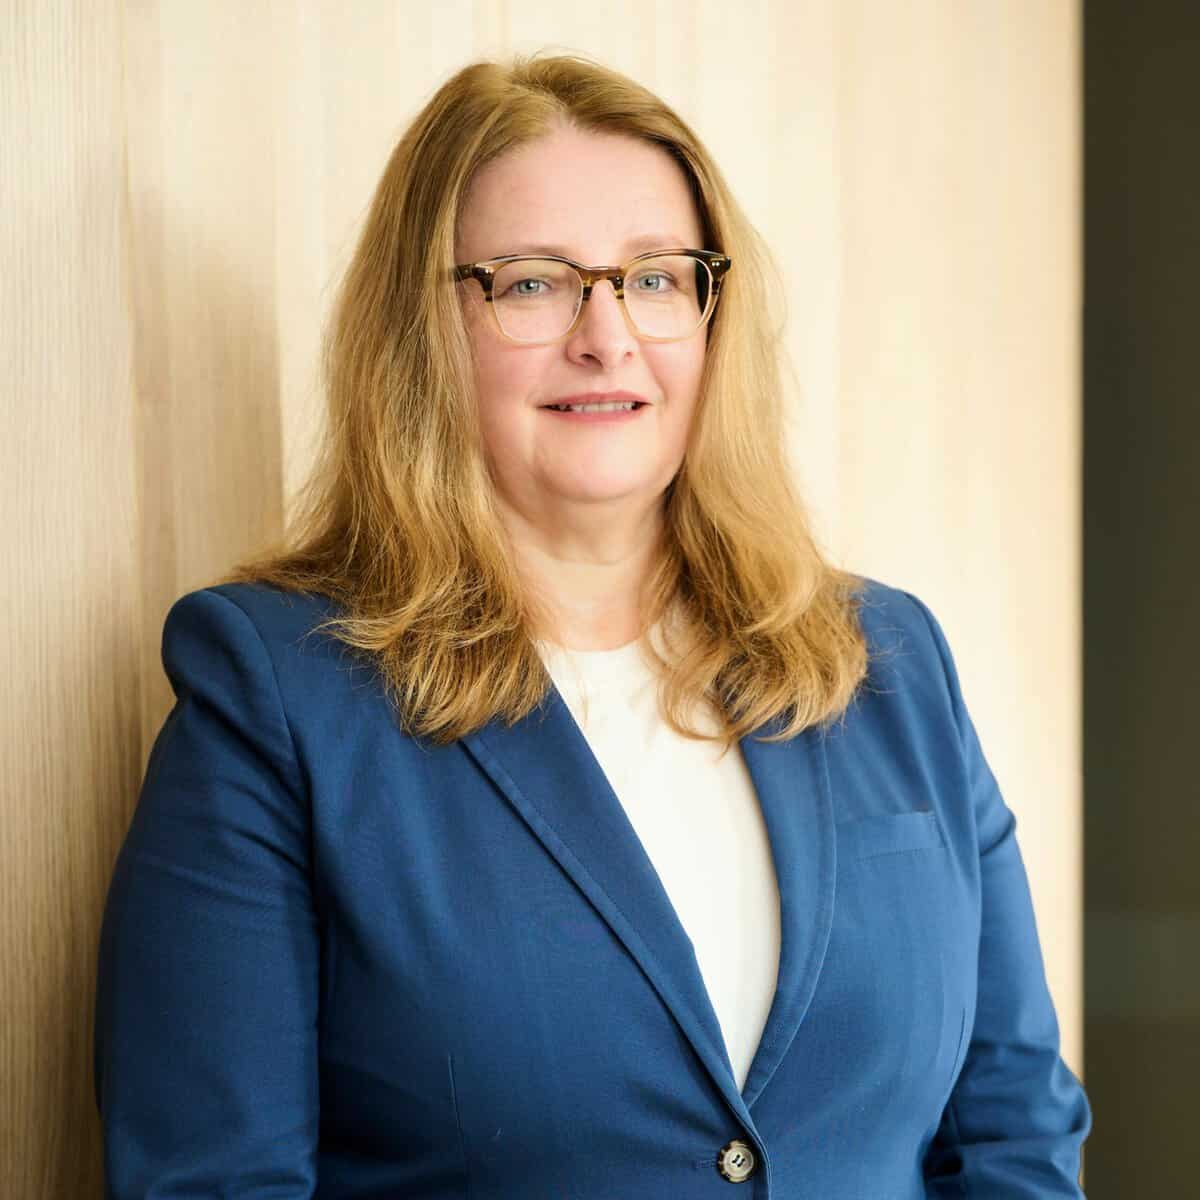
[94,52,1091,1197]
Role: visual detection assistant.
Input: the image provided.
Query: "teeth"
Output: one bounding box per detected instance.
[551,401,637,413]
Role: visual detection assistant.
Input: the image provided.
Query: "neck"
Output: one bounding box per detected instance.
[501,507,664,652]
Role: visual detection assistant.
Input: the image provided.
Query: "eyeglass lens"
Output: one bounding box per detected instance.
[490,255,713,342]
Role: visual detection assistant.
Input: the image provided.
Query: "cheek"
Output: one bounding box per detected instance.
[471,343,555,455]
[474,350,544,413]
[469,320,522,406]
[654,344,706,413]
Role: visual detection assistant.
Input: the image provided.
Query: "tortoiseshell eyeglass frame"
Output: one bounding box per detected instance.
[452,248,733,345]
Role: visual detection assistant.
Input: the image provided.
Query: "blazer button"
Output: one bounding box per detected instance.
[716,1138,757,1183]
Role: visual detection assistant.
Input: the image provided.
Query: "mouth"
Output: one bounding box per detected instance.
[539,401,649,423]
[540,401,649,413]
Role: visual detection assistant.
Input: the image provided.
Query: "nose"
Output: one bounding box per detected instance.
[566,277,637,363]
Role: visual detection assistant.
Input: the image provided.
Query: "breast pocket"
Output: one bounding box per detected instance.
[836,808,946,862]
[829,806,968,1115]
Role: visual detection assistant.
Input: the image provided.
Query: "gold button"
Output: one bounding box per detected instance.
[716,1138,757,1182]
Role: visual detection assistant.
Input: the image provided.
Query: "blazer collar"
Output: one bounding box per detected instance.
[460,676,836,1127]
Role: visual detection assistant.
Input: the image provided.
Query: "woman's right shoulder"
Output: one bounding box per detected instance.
[167,580,336,637]
[160,582,372,702]
[172,579,336,629]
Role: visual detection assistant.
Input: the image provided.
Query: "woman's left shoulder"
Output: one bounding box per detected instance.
[843,573,968,725]
[831,573,1004,859]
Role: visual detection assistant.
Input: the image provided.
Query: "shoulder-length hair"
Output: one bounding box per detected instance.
[219,50,869,754]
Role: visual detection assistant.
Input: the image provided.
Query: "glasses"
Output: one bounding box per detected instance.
[453,248,732,345]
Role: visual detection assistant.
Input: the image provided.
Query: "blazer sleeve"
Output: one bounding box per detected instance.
[905,591,1093,1197]
[93,588,319,1197]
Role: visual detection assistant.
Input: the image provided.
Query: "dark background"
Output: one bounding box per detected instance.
[1084,1,1200,1193]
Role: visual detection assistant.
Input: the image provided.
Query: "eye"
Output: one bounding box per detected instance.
[630,269,676,293]
[503,276,553,298]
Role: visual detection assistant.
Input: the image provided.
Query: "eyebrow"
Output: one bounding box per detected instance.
[502,233,692,259]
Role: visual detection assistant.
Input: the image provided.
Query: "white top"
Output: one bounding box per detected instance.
[535,619,781,1093]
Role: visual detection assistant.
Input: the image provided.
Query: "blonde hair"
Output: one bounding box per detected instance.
[218,51,870,754]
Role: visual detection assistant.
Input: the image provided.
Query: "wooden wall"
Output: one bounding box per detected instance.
[0,2,1081,1193]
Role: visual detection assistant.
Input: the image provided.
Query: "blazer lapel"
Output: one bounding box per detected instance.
[459,679,836,1124]
[736,714,837,1107]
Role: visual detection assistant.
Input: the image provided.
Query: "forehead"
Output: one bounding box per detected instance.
[456,128,704,261]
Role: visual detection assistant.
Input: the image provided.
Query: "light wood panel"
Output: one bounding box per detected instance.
[0,2,1082,1193]
[2,2,138,1195]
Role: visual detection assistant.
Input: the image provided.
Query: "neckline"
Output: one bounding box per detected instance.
[534,602,686,694]
[536,634,650,692]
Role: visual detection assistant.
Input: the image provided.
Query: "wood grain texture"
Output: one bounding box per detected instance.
[1,2,138,1195]
[1,2,1082,1192]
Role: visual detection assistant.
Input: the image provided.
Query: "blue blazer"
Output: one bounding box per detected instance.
[94,577,1091,1197]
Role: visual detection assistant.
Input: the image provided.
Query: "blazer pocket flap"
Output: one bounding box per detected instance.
[837,809,946,862]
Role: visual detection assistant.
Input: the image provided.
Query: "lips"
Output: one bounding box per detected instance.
[542,401,648,412]
[540,390,650,410]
